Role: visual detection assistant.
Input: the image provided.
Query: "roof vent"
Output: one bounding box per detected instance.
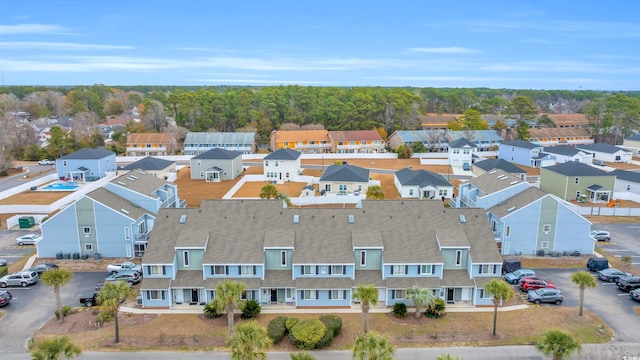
[488,170,497,174]
[137,171,146,175]
[293,215,300,224]
[179,214,187,224]
[497,175,508,180]
[459,214,466,223]
[507,206,516,212]
[509,180,518,185]
[348,214,355,224]
[120,209,130,214]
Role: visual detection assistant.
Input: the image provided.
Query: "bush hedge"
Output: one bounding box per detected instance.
[392,302,407,318]
[425,298,447,318]
[203,301,223,318]
[267,316,288,343]
[0,266,8,277]
[319,314,342,337]
[286,317,300,331]
[240,299,261,319]
[54,305,72,319]
[289,319,326,350]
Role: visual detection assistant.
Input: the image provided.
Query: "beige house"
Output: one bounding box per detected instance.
[623,134,640,156]
[319,164,370,196]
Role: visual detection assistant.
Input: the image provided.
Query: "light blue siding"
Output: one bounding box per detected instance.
[177,249,204,270]
[498,144,537,167]
[383,264,442,278]
[354,249,382,270]
[554,202,593,254]
[293,265,354,278]
[143,265,174,278]
[141,290,171,308]
[474,289,494,306]
[265,249,292,270]
[103,182,160,213]
[38,203,80,257]
[92,201,137,257]
[56,154,116,179]
[204,265,264,278]
[498,201,541,255]
[296,289,351,307]
[469,264,501,277]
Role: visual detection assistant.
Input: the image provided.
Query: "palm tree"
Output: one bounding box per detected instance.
[30,336,81,360]
[535,329,582,360]
[352,284,378,334]
[216,279,246,336]
[226,321,272,360]
[40,268,73,323]
[290,352,317,360]
[352,332,395,360]
[571,271,596,316]
[260,184,278,199]
[484,279,515,336]
[406,285,436,319]
[96,281,135,343]
[366,185,385,200]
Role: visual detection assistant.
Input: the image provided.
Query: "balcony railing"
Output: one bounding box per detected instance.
[135,233,149,242]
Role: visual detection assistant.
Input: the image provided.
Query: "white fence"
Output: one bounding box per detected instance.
[0,174,58,201]
[569,205,640,217]
[6,214,48,228]
[117,153,399,164]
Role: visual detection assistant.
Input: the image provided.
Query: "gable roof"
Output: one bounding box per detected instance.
[468,169,528,195]
[542,161,610,177]
[487,187,547,218]
[473,159,526,174]
[127,133,175,144]
[184,132,255,145]
[576,143,631,154]
[541,145,583,156]
[59,148,114,160]
[121,156,175,171]
[625,134,640,141]
[389,130,447,143]
[192,148,242,160]
[547,113,588,125]
[320,164,369,183]
[529,127,590,140]
[394,168,452,188]
[85,187,148,220]
[328,130,384,142]
[501,140,539,149]
[610,169,640,184]
[272,130,329,143]
[111,170,170,196]
[447,130,503,143]
[448,138,477,148]
[263,148,302,160]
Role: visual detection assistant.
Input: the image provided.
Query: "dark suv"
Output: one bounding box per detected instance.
[104,270,141,285]
[617,276,640,291]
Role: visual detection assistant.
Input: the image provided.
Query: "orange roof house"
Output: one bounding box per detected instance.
[126,133,178,156]
[547,114,588,128]
[269,130,331,153]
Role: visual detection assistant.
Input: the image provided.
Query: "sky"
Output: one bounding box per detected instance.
[1,1,640,90]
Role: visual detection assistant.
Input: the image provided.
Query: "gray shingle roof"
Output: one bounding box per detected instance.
[85,187,148,220]
[487,187,548,219]
[611,169,640,184]
[111,170,170,196]
[576,143,631,154]
[184,132,255,146]
[542,161,609,177]
[320,164,369,183]
[121,156,174,171]
[468,169,528,195]
[192,148,242,160]
[264,148,302,160]
[502,140,539,149]
[448,138,477,148]
[473,159,526,174]
[395,168,452,188]
[542,145,582,156]
[59,148,114,160]
[386,277,442,289]
[262,270,295,288]
[140,277,171,290]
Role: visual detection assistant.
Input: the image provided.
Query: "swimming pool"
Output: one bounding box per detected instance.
[42,182,79,191]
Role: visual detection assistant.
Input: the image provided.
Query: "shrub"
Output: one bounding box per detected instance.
[96,310,112,325]
[0,266,8,277]
[289,319,326,350]
[319,314,342,337]
[54,305,72,319]
[0,170,7,177]
[267,316,288,344]
[240,299,261,319]
[203,301,223,318]
[286,317,300,331]
[314,327,334,349]
[425,298,447,318]
[290,352,317,360]
[392,302,407,318]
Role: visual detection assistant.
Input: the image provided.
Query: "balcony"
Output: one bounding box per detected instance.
[135,233,149,242]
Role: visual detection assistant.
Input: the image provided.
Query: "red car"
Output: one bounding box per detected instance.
[518,276,542,286]
[519,278,556,292]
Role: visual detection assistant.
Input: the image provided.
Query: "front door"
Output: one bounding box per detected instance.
[191,289,199,303]
[271,289,278,303]
[447,288,454,302]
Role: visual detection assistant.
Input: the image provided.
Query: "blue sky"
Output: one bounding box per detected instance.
[1,1,640,89]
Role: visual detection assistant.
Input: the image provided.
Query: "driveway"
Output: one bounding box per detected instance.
[0,271,108,354]
[0,230,41,267]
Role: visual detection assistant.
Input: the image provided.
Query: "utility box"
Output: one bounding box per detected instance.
[18,216,35,229]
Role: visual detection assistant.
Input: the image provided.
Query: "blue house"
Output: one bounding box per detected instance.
[447,130,504,151]
[455,169,531,209]
[37,170,183,259]
[486,187,594,256]
[55,148,117,181]
[498,140,554,168]
[139,200,503,309]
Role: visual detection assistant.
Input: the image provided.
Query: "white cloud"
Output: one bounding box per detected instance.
[0,42,134,51]
[190,78,327,85]
[0,23,65,34]
[408,47,479,54]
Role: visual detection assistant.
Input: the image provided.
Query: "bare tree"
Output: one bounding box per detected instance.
[142,100,167,132]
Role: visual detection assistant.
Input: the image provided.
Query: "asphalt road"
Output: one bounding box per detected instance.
[592,223,640,271]
[0,164,56,192]
[0,230,41,267]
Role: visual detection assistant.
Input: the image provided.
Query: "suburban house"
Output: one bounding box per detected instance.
[37,171,183,259]
[269,130,331,153]
[387,130,448,152]
[547,113,589,128]
[540,161,615,203]
[576,143,633,163]
[55,148,117,181]
[263,148,302,182]
[393,168,453,199]
[138,200,503,309]
[183,132,256,155]
[448,138,476,168]
[319,164,370,196]
[472,158,527,180]
[447,130,504,151]
[481,115,516,129]
[622,134,640,156]
[327,130,385,153]
[528,128,593,147]
[486,187,594,256]
[541,145,593,164]
[455,169,531,209]
[126,133,178,157]
[498,140,554,168]
[190,148,243,182]
[419,114,458,130]
[610,169,640,200]
[120,156,177,181]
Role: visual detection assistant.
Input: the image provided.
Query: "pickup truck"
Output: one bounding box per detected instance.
[38,159,55,165]
[106,261,142,274]
[78,291,98,307]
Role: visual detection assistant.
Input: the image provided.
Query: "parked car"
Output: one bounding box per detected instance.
[106,261,142,274]
[519,278,556,292]
[504,269,537,284]
[590,230,611,241]
[0,290,12,307]
[78,291,99,307]
[527,288,563,305]
[0,259,7,267]
[597,268,631,282]
[38,159,55,165]
[16,233,42,246]
[26,263,59,275]
[502,258,521,275]
[617,276,640,291]
[104,270,141,285]
[517,276,542,286]
[0,271,39,287]
[463,162,471,171]
[587,257,609,271]
[593,160,606,166]
[630,288,640,303]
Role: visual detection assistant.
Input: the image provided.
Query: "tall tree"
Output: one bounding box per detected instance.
[505,96,538,141]
[571,271,596,317]
[260,184,278,199]
[226,321,272,360]
[352,285,378,334]
[366,185,385,200]
[40,268,73,323]
[406,285,436,319]
[97,281,135,343]
[216,280,246,336]
[352,332,396,360]
[30,336,81,360]
[460,109,488,130]
[584,98,608,142]
[535,329,582,360]
[484,279,515,336]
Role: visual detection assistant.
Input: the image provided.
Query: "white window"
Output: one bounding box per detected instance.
[392,289,405,299]
[463,149,470,154]
[84,244,93,251]
[505,225,511,238]
[627,185,631,191]
[213,265,227,275]
[318,266,328,275]
[339,184,347,191]
[439,189,448,196]
[455,250,462,266]
[280,251,287,267]
[302,290,317,300]
[148,290,165,300]
[409,189,414,196]
[150,265,164,275]
[479,264,496,274]
[63,160,68,166]
[331,265,345,275]
[240,265,255,275]
[360,251,366,266]
[574,177,579,184]
[83,227,91,234]
[138,222,146,234]
[329,290,345,300]
[543,224,551,234]
[265,161,269,166]
[453,149,459,154]
[183,251,190,267]
[392,265,407,275]
[419,265,434,274]
[200,171,204,178]
[478,289,492,299]
[303,265,315,275]
[275,161,279,167]
[196,160,201,166]
[541,241,550,249]
[124,227,130,240]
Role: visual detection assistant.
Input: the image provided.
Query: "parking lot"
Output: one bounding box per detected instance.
[0,230,41,267]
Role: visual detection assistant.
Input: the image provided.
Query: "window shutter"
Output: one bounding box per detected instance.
[162,266,166,275]
[404,266,408,275]
[343,266,346,275]
[253,266,257,275]
[300,291,305,300]
[418,265,422,275]
[390,266,394,275]
[301,266,305,275]
[316,266,319,275]
[161,291,166,300]
[343,290,347,299]
[146,291,150,300]
[493,265,497,274]
[226,266,229,275]
[210,266,214,275]
[146,267,150,276]
[315,290,319,299]
[238,266,241,274]
[328,291,332,299]
[478,266,483,274]
[328,267,332,275]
